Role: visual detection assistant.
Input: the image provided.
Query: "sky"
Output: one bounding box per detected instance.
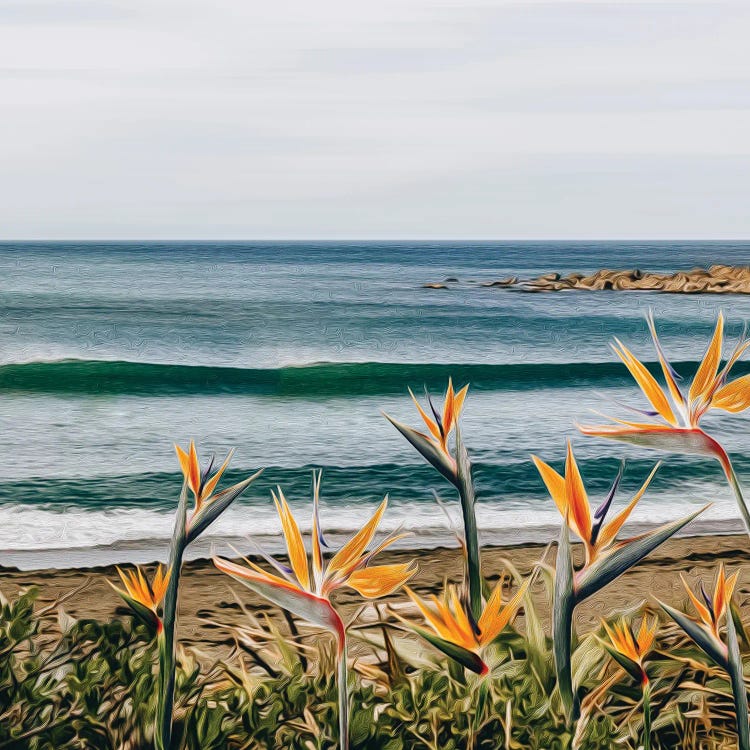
[1,0,749,240]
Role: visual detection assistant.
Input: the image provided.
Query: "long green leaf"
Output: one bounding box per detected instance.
[383,413,457,485]
[187,468,263,543]
[337,633,350,750]
[575,505,708,602]
[657,600,728,668]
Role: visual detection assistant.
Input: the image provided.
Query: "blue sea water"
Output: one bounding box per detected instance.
[1,241,750,569]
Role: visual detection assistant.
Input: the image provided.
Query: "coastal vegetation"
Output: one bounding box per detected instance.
[3,314,750,749]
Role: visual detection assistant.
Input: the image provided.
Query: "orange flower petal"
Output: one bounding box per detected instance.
[681,574,713,627]
[325,497,388,581]
[647,312,687,414]
[689,313,724,405]
[347,563,415,599]
[200,450,233,502]
[611,339,677,426]
[408,388,442,442]
[273,488,310,591]
[565,442,592,547]
[531,454,567,518]
[713,374,750,414]
[404,586,457,643]
[477,576,530,646]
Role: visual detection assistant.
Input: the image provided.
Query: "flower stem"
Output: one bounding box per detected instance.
[157,541,182,750]
[156,484,188,750]
[724,457,750,540]
[726,605,749,750]
[553,521,579,723]
[455,427,482,622]
[642,680,651,750]
[337,634,349,750]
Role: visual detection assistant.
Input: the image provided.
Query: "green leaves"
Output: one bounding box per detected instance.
[659,596,749,750]
[726,604,750,750]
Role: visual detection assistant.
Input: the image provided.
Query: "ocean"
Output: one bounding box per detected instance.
[2,241,750,569]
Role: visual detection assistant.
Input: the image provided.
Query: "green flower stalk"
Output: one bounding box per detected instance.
[384,380,482,621]
[155,441,262,750]
[533,442,708,722]
[657,565,749,750]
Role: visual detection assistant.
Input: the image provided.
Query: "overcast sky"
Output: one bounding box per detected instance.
[1,0,748,239]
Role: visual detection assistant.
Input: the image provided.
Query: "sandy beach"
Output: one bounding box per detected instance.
[4,532,750,661]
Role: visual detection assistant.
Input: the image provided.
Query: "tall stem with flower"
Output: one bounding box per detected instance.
[214,471,415,750]
[600,616,657,750]
[532,442,708,722]
[384,380,483,620]
[156,442,262,750]
[657,565,748,750]
[395,573,534,677]
[579,312,750,536]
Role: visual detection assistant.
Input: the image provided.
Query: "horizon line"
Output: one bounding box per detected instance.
[1,237,750,244]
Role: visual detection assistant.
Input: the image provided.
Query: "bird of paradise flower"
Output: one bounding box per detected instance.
[397,576,532,676]
[214,471,415,750]
[578,312,750,535]
[657,565,748,750]
[532,442,708,721]
[600,616,657,750]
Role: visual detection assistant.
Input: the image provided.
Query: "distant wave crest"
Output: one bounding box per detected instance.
[0,358,739,397]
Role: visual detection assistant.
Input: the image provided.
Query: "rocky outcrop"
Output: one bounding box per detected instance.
[424,265,750,294]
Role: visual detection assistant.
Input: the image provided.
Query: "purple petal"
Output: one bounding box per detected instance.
[424,387,444,435]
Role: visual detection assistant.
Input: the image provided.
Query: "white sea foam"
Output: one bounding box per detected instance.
[0,492,743,570]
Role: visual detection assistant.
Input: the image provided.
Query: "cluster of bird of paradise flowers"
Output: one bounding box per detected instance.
[111,313,750,750]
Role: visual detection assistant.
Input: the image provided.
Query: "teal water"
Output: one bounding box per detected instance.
[2,241,750,568]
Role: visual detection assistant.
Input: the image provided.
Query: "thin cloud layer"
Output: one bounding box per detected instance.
[0,0,748,238]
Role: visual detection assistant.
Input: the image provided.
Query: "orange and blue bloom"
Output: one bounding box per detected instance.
[578,313,750,533]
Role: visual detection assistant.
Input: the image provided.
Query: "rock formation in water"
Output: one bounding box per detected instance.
[423,265,750,293]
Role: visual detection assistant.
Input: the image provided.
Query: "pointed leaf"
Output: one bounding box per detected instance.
[731,601,750,652]
[575,505,708,602]
[725,603,750,750]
